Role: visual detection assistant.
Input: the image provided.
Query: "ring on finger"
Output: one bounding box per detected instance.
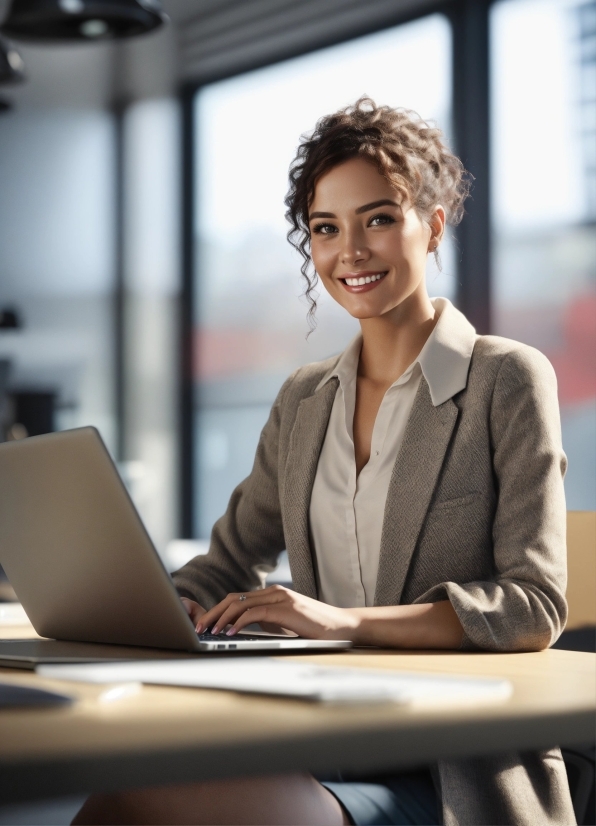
[239,594,247,602]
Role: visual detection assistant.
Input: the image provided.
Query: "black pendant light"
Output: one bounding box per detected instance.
[0,37,25,84]
[0,0,167,42]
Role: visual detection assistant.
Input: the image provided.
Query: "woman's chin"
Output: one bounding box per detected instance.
[349,309,385,321]
[341,300,397,321]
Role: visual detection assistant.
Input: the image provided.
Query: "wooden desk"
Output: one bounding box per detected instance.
[0,640,594,805]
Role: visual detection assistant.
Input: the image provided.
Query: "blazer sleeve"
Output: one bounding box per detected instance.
[427,347,569,651]
[171,376,291,609]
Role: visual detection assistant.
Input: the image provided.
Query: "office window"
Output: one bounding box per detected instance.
[0,111,117,452]
[491,0,596,509]
[193,15,453,537]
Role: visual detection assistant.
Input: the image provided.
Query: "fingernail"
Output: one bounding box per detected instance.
[195,623,203,633]
[212,626,219,635]
[226,627,237,637]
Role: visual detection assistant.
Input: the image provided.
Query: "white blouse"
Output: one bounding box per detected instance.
[309,298,475,608]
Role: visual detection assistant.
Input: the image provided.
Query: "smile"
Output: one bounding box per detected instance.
[339,272,388,293]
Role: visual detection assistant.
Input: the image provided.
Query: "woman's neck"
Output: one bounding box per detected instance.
[358,292,438,386]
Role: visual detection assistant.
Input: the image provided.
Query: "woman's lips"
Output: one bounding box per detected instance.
[339,272,388,294]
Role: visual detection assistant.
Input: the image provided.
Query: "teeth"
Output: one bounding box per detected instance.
[344,273,384,286]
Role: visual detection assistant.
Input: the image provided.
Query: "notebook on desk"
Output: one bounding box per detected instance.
[0,428,352,668]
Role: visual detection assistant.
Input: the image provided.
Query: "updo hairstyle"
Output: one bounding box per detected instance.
[284,96,472,328]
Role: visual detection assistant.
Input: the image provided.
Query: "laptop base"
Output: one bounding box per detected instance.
[0,639,198,669]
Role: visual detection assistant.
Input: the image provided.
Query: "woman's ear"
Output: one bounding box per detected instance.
[428,205,446,252]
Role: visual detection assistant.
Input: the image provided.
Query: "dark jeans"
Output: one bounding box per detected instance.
[318,768,440,826]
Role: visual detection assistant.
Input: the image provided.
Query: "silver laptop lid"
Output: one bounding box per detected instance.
[0,428,201,652]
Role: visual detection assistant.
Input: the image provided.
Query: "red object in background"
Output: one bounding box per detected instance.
[548,293,596,406]
[194,329,294,380]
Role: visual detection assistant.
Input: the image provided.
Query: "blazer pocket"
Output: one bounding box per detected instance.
[431,492,481,511]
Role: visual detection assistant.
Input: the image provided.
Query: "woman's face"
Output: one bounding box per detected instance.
[308,157,443,321]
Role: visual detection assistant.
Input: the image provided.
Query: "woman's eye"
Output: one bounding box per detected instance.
[312,222,338,235]
[369,213,396,227]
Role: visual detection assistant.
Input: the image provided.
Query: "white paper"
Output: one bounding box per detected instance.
[37,659,513,706]
[0,603,30,625]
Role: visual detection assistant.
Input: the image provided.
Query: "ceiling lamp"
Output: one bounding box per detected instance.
[0,0,167,42]
[0,38,25,84]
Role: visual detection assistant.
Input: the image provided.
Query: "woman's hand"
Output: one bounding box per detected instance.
[195,589,463,649]
[180,597,206,628]
[196,585,360,641]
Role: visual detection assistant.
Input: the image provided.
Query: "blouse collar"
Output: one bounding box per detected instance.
[315,297,477,407]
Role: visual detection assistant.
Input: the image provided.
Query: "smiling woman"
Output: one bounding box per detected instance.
[308,160,443,322]
[286,98,469,330]
[75,99,575,826]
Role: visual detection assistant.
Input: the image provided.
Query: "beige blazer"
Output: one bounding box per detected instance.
[174,304,575,825]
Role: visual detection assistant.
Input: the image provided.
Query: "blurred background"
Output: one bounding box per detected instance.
[0,0,594,581]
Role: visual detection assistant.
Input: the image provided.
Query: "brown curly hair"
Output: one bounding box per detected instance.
[285,96,472,329]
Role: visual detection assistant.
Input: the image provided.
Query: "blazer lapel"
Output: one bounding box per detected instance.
[374,378,459,606]
[282,379,338,599]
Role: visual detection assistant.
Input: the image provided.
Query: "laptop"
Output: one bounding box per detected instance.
[0,427,351,668]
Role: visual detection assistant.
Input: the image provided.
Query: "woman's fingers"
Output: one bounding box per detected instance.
[228,601,317,638]
[180,598,206,626]
[227,605,286,636]
[196,593,242,633]
[198,587,291,634]
[212,588,290,633]
[210,603,249,634]
[196,593,240,632]
[180,598,197,616]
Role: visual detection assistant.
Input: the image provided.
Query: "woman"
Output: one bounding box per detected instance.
[74,99,575,825]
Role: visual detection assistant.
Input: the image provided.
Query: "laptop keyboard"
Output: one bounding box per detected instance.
[197,632,260,642]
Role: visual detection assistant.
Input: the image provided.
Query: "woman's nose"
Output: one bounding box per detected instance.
[340,230,369,265]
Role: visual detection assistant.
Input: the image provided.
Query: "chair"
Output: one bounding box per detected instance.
[558,512,596,825]
[565,511,596,636]
[562,746,595,826]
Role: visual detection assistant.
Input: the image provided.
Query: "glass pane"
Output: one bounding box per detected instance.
[196,405,272,536]
[0,111,116,451]
[491,0,596,510]
[194,15,453,538]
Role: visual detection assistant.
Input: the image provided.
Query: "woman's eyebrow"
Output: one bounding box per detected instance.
[309,199,400,221]
[355,199,400,214]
